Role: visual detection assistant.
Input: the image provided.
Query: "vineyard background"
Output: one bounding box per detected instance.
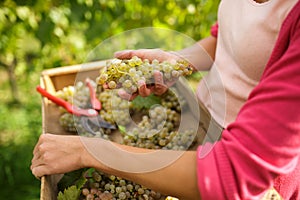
[0,0,219,199]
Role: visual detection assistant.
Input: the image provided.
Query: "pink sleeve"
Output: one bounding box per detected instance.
[210,22,218,38]
[197,6,300,200]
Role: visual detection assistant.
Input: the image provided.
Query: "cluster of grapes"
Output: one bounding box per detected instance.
[162,129,197,150]
[56,81,93,108]
[98,90,132,126]
[59,113,109,138]
[161,89,186,113]
[80,169,165,200]
[123,107,177,149]
[96,56,193,93]
[122,90,196,150]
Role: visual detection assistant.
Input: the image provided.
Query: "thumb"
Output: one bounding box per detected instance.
[118,89,138,101]
[114,50,135,59]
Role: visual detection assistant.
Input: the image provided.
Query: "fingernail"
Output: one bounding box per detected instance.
[137,80,146,87]
[118,89,126,96]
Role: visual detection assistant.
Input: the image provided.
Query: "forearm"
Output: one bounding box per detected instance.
[81,137,201,199]
[174,36,217,71]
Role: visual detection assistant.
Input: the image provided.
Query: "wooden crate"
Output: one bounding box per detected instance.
[39,60,202,199]
[38,61,282,200]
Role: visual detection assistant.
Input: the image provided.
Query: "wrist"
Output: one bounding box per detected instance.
[78,137,94,168]
[167,51,182,61]
[78,137,110,172]
[168,50,195,71]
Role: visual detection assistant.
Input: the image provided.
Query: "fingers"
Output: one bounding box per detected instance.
[102,83,109,89]
[31,148,48,178]
[114,50,144,60]
[114,49,169,62]
[33,133,47,155]
[31,136,49,172]
[153,71,168,95]
[31,155,44,172]
[118,89,138,101]
[31,134,58,177]
[137,80,151,97]
[117,80,152,100]
[117,72,170,100]
[165,79,177,88]
[31,165,49,178]
[113,49,177,98]
[31,134,85,178]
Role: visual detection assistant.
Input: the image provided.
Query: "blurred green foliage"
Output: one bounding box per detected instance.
[0,0,219,199]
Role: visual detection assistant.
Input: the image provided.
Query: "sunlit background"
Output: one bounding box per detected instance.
[0,0,219,199]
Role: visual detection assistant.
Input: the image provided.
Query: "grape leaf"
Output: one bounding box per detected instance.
[57,168,86,192]
[131,94,161,110]
[118,125,127,134]
[57,185,81,200]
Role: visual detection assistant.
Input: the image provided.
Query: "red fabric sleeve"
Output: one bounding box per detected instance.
[197,3,300,200]
[210,22,219,38]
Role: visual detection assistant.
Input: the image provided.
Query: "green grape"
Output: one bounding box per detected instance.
[119,180,126,186]
[108,81,117,89]
[122,79,132,88]
[104,183,111,191]
[171,70,180,78]
[82,188,90,196]
[137,188,145,195]
[59,113,77,132]
[109,175,116,181]
[90,188,98,194]
[92,171,102,182]
[115,186,122,194]
[126,184,133,191]
[118,192,126,200]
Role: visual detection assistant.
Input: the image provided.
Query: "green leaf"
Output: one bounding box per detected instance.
[118,125,127,134]
[57,185,81,200]
[75,175,87,189]
[57,168,86,192]
[131,94,161,110]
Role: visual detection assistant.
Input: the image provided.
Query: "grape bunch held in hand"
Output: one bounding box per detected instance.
[96,56,193,94]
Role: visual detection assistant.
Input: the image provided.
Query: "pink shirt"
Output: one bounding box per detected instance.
[197,1,300,199]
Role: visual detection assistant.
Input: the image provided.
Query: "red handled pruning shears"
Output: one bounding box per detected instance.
[37,78,116,135]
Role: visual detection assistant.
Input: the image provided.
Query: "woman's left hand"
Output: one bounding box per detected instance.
[30,133,89,178]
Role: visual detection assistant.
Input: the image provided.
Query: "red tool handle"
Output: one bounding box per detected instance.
[85,78,101,110]
[36,86,98,117]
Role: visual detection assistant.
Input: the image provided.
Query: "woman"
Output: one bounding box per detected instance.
[31,0,300,199]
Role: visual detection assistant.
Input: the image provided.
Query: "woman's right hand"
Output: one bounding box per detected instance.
[113,49,182,100]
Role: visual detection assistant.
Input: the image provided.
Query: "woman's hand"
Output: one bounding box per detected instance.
[30,134,92,178]
[113,49,182,100]
[30,133,201,199]
[117,70,177,100]
[114,49,178,62]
